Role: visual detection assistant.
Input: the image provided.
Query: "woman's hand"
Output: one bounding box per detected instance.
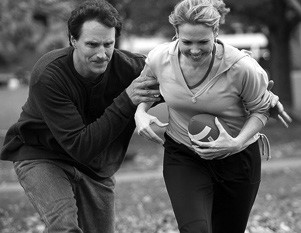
[134,110,168,145]
[191,117,241,160]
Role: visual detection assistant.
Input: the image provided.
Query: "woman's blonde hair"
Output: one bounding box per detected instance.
[169,0,230,35]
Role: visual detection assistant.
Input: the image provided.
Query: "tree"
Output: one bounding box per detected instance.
[0,0,79,71]
[109,0,179,37]
[0,0,36,69]
[225,0,301,106]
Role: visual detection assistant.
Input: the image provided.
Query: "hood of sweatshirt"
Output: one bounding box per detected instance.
[214,38,249,77]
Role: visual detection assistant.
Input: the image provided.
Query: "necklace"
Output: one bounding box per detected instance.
[188,44,216,89]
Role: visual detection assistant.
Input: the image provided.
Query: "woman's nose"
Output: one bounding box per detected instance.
[190,45,201,53]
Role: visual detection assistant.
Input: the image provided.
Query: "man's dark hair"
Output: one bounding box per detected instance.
[68,0,122,46]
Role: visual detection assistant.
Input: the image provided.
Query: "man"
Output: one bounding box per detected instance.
[0,1,160,232]
[0,0,291,232]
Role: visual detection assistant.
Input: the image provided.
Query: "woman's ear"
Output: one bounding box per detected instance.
[173,26,179,39]
[172,30,179,41]
[213,29,219,39]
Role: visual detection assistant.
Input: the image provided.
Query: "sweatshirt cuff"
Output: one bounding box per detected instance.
[250,112,268,126]
[114,91,137,117]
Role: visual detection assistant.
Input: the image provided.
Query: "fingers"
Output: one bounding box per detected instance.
[148,130,165,144]
[274,102,292,128]
[152,118,169,128]
[191,138,208,148]
[267,80,274,91]
[276,101,292,122]
[137,75,159,90]
[269,92,279,108]
[214,117,226,133]
[275,101,284,113]
[136,116,166,145]
[277,111,292,128]
[269,99,293,127]
[143,119,168,144]
[134,76,160,96]
[281,110,292,123]
[138,128,164,144]
[127,76,161,105]
[277,115,288,128]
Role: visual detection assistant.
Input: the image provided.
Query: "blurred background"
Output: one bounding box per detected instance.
[1,0,301,126]
[0,0,301,232]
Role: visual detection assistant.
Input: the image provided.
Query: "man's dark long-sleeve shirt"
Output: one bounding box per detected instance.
[0,47,145,179]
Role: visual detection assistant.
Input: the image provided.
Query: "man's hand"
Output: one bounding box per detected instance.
[126,75,161,105]
[268,80,292,128]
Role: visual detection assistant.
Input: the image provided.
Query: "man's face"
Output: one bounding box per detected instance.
[72,20,116,78]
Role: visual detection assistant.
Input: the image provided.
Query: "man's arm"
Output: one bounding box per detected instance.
[31,75,160,164]
[268,80,292,128]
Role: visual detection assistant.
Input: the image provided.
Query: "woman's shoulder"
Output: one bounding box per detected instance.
[220,42,260,71]
[147,41,175,58]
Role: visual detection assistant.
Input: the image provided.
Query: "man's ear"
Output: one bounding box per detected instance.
[70,36,77,48]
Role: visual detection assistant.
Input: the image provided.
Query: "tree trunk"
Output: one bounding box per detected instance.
[268,0,293,106]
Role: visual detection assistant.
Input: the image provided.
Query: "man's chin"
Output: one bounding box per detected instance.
[92,65,107,75]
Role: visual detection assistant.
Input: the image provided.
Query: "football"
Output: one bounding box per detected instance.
[188,114,232,145]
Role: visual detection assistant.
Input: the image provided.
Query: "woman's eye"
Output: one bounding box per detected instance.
[198,40,210,45]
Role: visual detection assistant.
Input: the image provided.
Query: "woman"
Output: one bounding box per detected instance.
[134,0,277,232]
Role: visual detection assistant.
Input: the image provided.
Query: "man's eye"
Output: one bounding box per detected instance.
[104,43,113,48]
[87,43,97,47]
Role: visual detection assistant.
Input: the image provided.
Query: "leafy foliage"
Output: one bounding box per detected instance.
[0,0,78,70]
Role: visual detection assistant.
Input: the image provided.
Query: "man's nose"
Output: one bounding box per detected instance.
[96,46,106,59]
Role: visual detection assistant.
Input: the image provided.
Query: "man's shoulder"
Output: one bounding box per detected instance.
[30,47,72,84]
[35,47,71,67]
[33,47,70,70]
[108,49,145,83]
[113,49,146,67]
[114,49,146,59]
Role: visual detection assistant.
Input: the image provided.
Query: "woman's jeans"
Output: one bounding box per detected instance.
[163,134,261,233]
[14,159,115,233]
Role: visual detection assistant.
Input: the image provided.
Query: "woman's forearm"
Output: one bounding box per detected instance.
[234,115,266,149]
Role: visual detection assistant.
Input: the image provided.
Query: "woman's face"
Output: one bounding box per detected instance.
[177,23,215,63]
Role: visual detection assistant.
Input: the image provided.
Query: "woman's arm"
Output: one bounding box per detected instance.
[192,56,271,159]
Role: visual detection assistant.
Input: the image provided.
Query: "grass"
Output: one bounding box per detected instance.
[0,167,300,233]
[0,86,28,130]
